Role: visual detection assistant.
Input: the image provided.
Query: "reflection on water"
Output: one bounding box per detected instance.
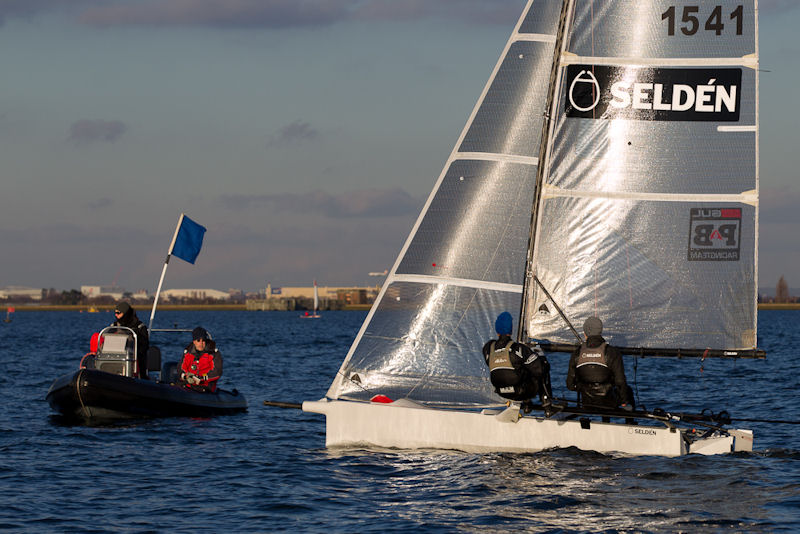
[319,445,782,532]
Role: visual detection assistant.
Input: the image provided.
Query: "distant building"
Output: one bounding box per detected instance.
[266,284,338,300]
[247,284,380,311]
[131,289,149,300]
[0,286,43,301]
[81,286,126,300]
[161,289,231,301]
[337,288,369,305]
[265,284,379,301]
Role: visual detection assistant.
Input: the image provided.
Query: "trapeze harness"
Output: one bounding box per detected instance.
[488,340,523,395]
[575,342,613,397]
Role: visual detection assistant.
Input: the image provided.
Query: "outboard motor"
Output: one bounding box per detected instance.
[146,346,162,381]
[161,362,180,384]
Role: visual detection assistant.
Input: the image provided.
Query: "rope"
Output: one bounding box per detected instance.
[334,368,381,399]
[75,369,89,418]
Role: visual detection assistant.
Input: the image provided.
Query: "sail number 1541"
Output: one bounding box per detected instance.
[662,5,744,36]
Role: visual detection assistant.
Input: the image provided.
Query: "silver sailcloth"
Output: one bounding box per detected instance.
[326,0,564,406]
[526,0,759,350]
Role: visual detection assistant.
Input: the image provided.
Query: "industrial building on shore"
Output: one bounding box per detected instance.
[245,284,379,311]
[1,283,380,311]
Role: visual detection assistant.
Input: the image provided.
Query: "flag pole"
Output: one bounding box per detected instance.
[149,214,185,331]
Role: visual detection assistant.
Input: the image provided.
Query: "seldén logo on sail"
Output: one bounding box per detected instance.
[565,65,742,121]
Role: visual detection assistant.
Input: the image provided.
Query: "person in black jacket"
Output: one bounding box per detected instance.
[566,317,633,411]
[482,311,552,413]
[111,301,150,379]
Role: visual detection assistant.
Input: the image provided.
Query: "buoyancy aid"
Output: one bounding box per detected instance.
[575,342,613,394]
[181,352,218,389]
[488,340,521,388]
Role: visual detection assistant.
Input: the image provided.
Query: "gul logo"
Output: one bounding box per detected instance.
[688,208,741,261]
[565,65,742,122]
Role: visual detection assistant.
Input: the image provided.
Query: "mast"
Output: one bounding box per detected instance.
[519,0,574,342]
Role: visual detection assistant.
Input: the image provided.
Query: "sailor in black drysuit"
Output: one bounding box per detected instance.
[566,317,633,411]
[111,301,150,379]
[482,311,552,413]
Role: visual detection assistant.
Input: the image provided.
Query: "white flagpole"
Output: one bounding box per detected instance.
[148,214,185,331]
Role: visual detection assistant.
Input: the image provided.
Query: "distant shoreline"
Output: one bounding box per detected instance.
[2,304,373,312]
[1,303,796,311]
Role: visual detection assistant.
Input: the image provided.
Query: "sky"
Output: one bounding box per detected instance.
[1,0,798,293]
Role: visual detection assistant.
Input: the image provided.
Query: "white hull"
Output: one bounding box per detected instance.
[303,399,753,457]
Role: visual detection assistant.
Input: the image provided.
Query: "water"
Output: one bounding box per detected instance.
[1,310,798,532]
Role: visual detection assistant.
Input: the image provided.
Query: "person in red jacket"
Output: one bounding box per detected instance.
[179,327,223,392]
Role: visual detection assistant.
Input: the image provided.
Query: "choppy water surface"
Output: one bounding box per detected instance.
[1,310,798,532]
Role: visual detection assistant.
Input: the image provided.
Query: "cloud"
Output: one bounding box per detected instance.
[86,197,114,210]
[759,0,800,14]
[69,0,523,29]
[760,186,800,224]
[0,0,68,26]
[221,188,422,218]
[79,0,351,28]
[266,120,319,149]
[354,0,523,25]
[68,119,127,145]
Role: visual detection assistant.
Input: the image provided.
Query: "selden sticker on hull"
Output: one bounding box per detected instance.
[565,65,742,122]
[688,208,741,261]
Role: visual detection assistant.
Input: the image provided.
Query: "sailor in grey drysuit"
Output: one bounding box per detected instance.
[567,317,633,410]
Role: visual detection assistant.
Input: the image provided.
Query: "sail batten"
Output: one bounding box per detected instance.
[453,152,539,166]
[391,274,523,294]
[514,33,558,44]
[541,185,759,205]
[561,55,759,67]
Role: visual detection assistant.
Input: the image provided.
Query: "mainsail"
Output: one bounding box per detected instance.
[326,0,759,407]
[524,0,759,350]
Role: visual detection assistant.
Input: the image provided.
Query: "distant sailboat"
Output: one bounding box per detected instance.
[3,307,14,323]
[301,281,322,319]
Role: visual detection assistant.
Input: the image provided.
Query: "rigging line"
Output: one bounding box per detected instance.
[76,369,88,416]
[546,395,732,431]
[334,367,380,398]
[633,361,640,408]
[533,275,582,342]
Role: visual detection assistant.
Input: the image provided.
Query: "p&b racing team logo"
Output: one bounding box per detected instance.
[688,208,741,261]
[565,65,742,122]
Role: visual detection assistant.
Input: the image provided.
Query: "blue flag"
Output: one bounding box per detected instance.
[171,215,206,264]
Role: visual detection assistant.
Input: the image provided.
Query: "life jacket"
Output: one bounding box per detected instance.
[575,342,612,395]
[488,340,521,388]
[181,351,218,390]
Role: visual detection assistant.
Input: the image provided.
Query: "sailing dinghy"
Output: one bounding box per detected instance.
[301,280,322,318]
[303,0,764,456]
